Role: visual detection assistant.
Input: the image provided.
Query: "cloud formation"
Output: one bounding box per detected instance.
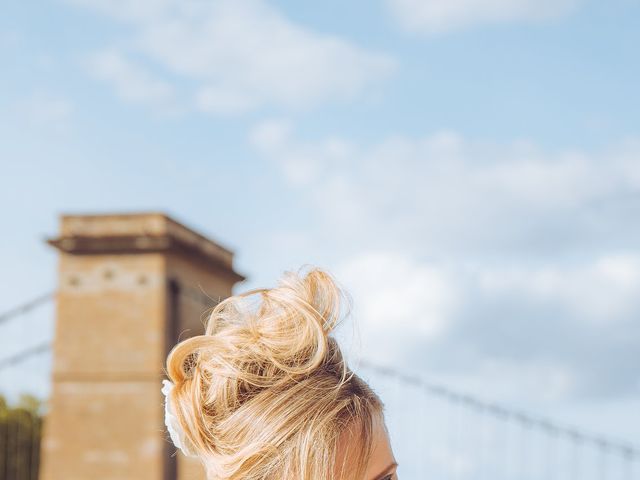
[386,0,580,34]
[88,49,176,109]
[251,120,640,400]
[68,0,396,114]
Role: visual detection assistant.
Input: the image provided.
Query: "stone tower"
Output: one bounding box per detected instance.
[39,212,246,480]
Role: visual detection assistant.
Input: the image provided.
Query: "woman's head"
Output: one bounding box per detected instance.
[164,266,396,479]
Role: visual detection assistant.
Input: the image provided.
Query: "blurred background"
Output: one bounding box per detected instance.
[1,0,639,479]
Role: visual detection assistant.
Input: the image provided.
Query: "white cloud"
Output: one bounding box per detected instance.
[336,251,456,343]
[250,118,354,187]
[252,121,640,256]
[250,118,294,152]
[478,253,640,322]
[69,0,396,114]
[251,121,640,399]
[195,86,257,115]
[386,0,580,34]
[87,49,176,109]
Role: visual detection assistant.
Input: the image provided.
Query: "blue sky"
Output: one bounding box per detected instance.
[1,0,640,475]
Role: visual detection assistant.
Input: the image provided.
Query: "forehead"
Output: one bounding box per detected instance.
[334,413,396,480]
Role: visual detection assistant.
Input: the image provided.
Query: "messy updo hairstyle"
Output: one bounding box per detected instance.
[164,266,385,480]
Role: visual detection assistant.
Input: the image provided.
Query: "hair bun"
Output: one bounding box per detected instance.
[245,267,349,372]
[209,265,350,377]
[165,266,352,428]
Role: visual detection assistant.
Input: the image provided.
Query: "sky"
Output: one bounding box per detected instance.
[1,0,639,476]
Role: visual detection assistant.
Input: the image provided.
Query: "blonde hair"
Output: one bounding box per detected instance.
[164,266,385,480]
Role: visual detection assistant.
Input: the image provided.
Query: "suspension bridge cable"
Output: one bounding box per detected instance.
[357,359,640,462]
[0,342,51,372]
[0,292,55,326]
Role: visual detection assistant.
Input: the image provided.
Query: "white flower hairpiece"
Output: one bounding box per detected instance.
[161,379,199,458]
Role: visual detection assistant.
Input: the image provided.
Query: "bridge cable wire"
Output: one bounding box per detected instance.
[0,292,54,326]
[357,360,640,468]
[0,342,51,372]
[0,292,55,371]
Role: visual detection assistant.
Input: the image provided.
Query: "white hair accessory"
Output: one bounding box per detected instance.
[161,379,199,458]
